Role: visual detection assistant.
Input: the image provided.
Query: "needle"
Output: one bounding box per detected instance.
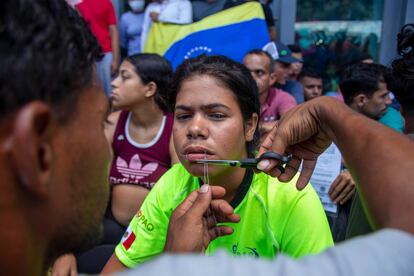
[202,152,220,238]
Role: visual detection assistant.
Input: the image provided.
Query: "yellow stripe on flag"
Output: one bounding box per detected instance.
[144,2,265,54]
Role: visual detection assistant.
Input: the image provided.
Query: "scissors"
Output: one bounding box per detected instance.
[195,151,292,172]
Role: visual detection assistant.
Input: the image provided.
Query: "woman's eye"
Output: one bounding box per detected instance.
[175,114,192,121]
[208,113,226,120]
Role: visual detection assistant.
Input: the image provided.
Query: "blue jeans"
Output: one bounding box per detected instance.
[96,52,113,97]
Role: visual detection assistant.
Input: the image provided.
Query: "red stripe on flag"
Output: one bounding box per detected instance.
[122,232,136,250]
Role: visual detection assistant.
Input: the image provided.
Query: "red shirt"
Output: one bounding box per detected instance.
[261,87,297,122]
[76,0,117,53]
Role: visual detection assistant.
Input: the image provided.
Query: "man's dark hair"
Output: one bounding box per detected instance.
[171,55,260,157]
[0,0,102,122]
[298,68,322,81]
[125,53,173,111]
[245,49,275,72]
[340,63,389,105]
[390,23,414,115]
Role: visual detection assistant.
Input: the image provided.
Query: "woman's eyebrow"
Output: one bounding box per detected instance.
[202,103,231,110]
[175,105,192,111]
[175,103,231,111]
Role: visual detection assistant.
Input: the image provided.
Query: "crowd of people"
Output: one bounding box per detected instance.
[1,0,414,275]
[65,0,276,97]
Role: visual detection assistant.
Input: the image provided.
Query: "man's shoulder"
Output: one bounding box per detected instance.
[267,87,296,103]
[121,230,414,276]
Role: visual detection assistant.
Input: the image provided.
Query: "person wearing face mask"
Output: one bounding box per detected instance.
[120,0,146,58]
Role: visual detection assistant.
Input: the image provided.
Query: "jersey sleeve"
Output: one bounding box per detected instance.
[114,176,172,268]
[277,182,334,258]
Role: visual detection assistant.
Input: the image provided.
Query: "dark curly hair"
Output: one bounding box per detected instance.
[340,63,389,106]
[171,55,261,157]
[298,67,322,81]
[390,23,414,115]
[125,53,173,111]
[0,0,102,122]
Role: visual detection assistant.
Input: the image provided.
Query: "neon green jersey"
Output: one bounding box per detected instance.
[115,164,333,268]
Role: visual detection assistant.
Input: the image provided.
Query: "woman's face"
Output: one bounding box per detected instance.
[111,60,149,110]
[173,75,257,178]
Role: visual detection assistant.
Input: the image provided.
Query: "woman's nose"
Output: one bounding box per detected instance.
[187,115,208,139]
[111,75,120,89]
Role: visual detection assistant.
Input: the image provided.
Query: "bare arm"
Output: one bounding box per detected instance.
[104,111,121,146]
[258,96,414,234]
[268,26,277,41]
[102,253,127,274]
[51,254,77,276]
[109,24,119,76]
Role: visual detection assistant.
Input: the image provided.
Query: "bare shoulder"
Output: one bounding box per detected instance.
[107,110,122,125]
[105,110,122,144]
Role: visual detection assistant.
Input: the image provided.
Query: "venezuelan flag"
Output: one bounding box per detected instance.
[144,2,270,68]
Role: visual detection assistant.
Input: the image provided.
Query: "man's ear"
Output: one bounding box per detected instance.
[5,102,54,198]
[145,81,157,98]
[355,94,367,108]
[269,71,277,87]
[245,113,259,142]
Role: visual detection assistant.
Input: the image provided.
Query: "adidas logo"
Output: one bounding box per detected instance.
[116,154,158,180]
[117,134,125,141]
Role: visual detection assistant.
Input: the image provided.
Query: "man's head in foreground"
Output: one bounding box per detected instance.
[299,68,323,101]
[0,0,110,274]
[340,63,391,119]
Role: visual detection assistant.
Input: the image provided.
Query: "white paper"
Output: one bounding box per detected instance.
[309,143,342,213]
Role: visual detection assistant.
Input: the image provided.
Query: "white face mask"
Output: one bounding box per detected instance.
[129,0,145,12]
[66,0,82,7]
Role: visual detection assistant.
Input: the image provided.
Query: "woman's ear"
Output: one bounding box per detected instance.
[244,113,259,142]
[145,81,157,98]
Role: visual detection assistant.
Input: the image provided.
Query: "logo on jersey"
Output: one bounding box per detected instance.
[117,134,125,141]
[137,210,154,232]
[121,225,136,251]
[232,243,259,257]
[116,154,158,180]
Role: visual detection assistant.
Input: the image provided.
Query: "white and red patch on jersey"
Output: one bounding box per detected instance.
[121,225,136,251]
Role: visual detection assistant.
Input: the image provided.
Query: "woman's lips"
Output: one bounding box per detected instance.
[110,93,118,101]
[183,147,214,161]
[185,153,212,161]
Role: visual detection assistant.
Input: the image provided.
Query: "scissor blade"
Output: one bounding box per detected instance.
[195,159,241,167]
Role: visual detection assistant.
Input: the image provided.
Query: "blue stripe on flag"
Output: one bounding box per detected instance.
[164,18,269,69]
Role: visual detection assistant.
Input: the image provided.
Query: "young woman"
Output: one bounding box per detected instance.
[103,55,333,272]
[52,53,178,274]
[107,53,178,228]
